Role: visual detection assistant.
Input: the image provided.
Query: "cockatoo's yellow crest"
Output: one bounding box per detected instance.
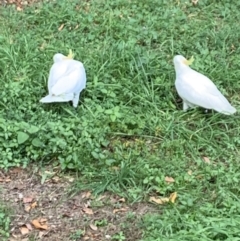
[184,56,194,66]
[66,49,74,59]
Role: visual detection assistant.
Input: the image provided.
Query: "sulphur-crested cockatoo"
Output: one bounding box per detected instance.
[173,55,236,115]
[40,50,86,108]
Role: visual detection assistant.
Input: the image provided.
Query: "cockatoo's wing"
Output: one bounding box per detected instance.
[176,69,236,115]
[47,60,73,94]
[50,60,86,96]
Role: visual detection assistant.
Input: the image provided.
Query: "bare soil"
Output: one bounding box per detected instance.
[0,166,157,241]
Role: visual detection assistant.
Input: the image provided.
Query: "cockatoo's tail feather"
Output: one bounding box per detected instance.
[216,106,236,115]
[40,93,74,103]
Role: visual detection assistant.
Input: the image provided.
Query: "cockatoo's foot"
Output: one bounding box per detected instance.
[183,101,189,111]
[72,93,80,108]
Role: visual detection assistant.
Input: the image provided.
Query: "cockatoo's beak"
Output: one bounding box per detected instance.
[183,56,194,66]
[64,49,74,59]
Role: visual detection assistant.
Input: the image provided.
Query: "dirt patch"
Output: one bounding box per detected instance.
[1,0,49,10]
[0,166,158,241]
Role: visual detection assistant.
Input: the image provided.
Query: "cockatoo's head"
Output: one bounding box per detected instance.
[173,55,194,69]
[53,53,66,63]
[53,50,75,63]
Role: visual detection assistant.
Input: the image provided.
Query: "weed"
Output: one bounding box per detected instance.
[0,203,11,240]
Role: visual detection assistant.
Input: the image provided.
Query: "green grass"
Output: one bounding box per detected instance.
[0,202,11,240]
[1,0,240,240]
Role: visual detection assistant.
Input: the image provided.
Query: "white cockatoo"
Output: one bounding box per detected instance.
[173,55,236,115]
[40,50,86,108]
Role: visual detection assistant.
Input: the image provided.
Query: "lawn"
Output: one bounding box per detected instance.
[1,0,240,240]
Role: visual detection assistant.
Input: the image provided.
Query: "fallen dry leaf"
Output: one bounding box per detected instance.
[31,202,37,209]
[25,223,32,230]
[187,170,192,175]
[113,208,128,213]
[165,176,175,183]
[11,167,22,173]
[89,224,98,231]
[24,205,31,213]
[82,191,91,199]
[169,192,177,203]
[31,219,48,230]
[58,24,65,31]
[16,6,23,11]
[192,0,199,5]
[83,236,90,240]
[0,177,11,182]
[118,197,126,202]
[19,226,29,235]
[23,196,34,203]
[52,176,60,183]
[66,176,75,182]
[82,207,93,215]
[203,156,210,164]
[149,196,169,205]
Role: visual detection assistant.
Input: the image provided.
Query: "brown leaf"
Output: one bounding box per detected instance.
[203,156,210,164]
[89,224,98,231]
[6,178,11,182]
[25,223,33,230]
[169,192,177,203]
[19,226,29,235]
[83,236,90,240]
[23,196,34,203]
[149,196,169,205]
[31,202,37,209]
[113,208,128,213]
[0,177,11,182]
[82,191,91,199]
[11,167,22,173]
[165,176,175,183]
[52,176,60,183]
[24,205,31,213]
[82,207,93,215]
[31,219,48,230]
[58,24,64,31]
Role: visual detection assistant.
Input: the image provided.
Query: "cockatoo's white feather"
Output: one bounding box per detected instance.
[40,53,86,108]
[173,55,236,115]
